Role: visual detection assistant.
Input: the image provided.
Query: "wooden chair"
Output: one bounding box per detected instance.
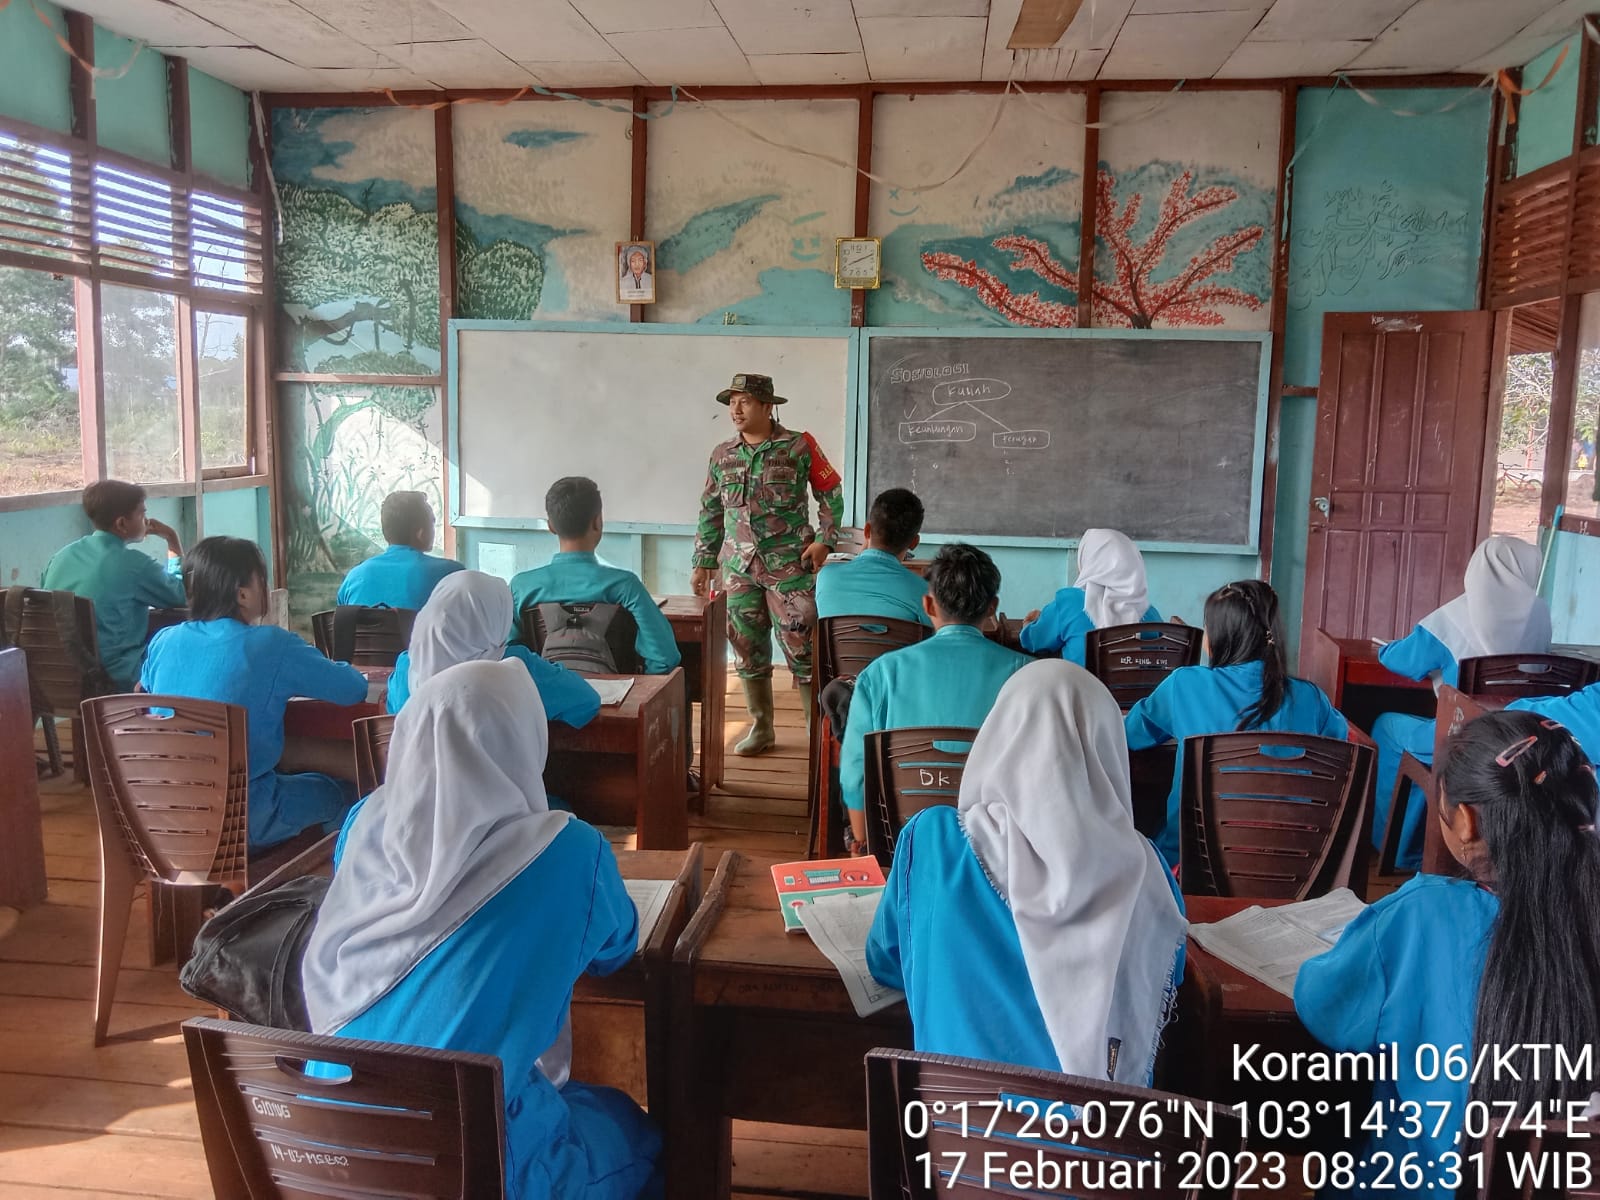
[861,725,977,866]
[807,615,930,857]
[0,647,48,908]
[865,1048,1246,1199]
[519,602,642,675]
[1085,621,1204,711]
[1180,732,1374,901]
[183,1017,506,1199]
[1379,653,1598,876]
[310,605,416,667]
[1466,1113,1598,1199]
[81,694,322,1045]
[0,586,110,777]
[353,712,396,797]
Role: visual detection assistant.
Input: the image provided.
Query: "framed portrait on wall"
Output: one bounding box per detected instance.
[616,241,657,304]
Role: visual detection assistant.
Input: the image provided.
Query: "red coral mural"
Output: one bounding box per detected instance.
[921,168,1267,329]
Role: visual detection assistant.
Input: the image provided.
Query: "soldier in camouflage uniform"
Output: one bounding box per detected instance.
[692,373,844,755]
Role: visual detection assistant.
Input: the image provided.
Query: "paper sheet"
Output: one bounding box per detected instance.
[591,677,635,707]
[795,890,904,1018]
[624,878,675,955]
[1188,888,1365,998]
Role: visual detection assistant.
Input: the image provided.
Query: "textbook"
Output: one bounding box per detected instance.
[1187,888,1365,998]
[590,677,635,706]
[771,856,886,933]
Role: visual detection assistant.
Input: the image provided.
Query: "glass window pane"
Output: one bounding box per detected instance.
[0,266,82,497]
[197,310,248,469]
[1568,292,1599,518]
[101,283,182,482]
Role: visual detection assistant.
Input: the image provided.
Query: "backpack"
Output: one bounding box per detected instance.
[527,602,641,675]
[178,875,330,1031]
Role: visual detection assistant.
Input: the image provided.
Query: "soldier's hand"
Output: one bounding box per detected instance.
[801,543,829,573]
[691,566,712,597]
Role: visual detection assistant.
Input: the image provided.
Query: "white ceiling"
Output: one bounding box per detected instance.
[68,0,1592,92]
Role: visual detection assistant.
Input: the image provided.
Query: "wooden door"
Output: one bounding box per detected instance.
[1300,311,1495,664]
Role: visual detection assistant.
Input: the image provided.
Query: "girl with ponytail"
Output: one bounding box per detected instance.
[1297,710,1600,1197]
[1124,579,1347,868]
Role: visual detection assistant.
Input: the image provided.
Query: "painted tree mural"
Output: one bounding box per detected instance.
[921,168,1267,329]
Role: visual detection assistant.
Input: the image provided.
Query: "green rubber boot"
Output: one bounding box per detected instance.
[735,676,776,756]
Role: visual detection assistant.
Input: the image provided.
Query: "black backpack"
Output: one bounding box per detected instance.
[526,602,641,675]
[178,875,329,1031]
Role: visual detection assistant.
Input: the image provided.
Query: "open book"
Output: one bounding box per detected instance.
[1188,888,1366,998]
[590,677,635,707]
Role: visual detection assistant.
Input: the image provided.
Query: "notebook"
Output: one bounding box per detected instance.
[770,856,886,933]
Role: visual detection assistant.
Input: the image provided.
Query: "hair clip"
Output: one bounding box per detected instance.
[1534,770,1549,785]
[1495,735,1539,767]
[1579,824,1596,835]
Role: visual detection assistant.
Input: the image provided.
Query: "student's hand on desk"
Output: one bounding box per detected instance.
[801,543,829,573]
[145,518,182,554]
[690,566,713,597]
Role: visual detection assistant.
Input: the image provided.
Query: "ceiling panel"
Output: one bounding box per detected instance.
[747,51,871,83]
[61,0,240,47]
[300,65,437,90]
[1215,38,1369,76]
[437,0,620,61]
[1056,0,1137,50]
[518,59,647,86]
[1100,9,1262,77]
[171,0,363,68]
[315,0,470,44]
[606,26,759,85]
[175,44,328,89]
[858,15,987,79]
[1348,0,1556,70]
[378,39,539,87]
[568,0,722,33]
[1249,0,1416,42]
[718,0,864,56]
[852,0,988,15]
[1132,0,1269,14]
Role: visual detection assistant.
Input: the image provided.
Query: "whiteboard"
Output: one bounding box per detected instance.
[452,324,855,529]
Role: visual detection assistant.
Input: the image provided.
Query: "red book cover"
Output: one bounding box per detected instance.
[770,856,886,933]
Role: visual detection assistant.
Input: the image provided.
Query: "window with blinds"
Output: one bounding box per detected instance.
[0,132,91,268]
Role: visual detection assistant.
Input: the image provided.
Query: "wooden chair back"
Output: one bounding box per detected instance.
[815,615,930,691]
[1467,1115,1599,1198]
[1180,732,1373,901]
[353,713,396,798]
[0,586,107,712]
[145,606,189,642]
[1085,622,1204,710]
[1456,653,1600,701]
[80,694,251,889]
[862,725,977,866]
[182,1017,507,1199]
[865,1048,1246,1199]
[310,605,416,667]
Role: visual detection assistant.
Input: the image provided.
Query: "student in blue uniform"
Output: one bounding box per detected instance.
[142,537,366,852]
[839,543,1028,855]
[336,491,464,610]
[1296,710,1600,1199]
[1019,528,1161,666]
[302,660,661,1200]
[868,661,1186,1083]
[386,570,599,729]
[510,477,680,675]
[1370,536,1550,869]
[41,479,188,691]
[814,487,930,626]
[1124,579,1346,868]
[1508,681,1600,762]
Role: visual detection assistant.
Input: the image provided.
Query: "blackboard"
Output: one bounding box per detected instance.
[863,332,1268,548]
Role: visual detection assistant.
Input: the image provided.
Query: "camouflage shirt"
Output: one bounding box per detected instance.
[693,423,845,574]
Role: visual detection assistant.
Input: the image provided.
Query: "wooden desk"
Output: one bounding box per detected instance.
[667,850,913,1200]
[548,670,689,851]
[984,613,1056,659]
[1304,629,1433,733]
[659,594,727,794]
[280,671,389,781]
[0,647,47,908]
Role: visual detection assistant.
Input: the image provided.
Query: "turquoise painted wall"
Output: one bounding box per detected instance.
[1517,37,1579,177]
[189,67,251,188]
[93,25,170,167]
[0,0,71,133]
[1543,529,1600,646]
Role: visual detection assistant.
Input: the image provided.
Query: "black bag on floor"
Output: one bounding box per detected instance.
[178,875,329,1031]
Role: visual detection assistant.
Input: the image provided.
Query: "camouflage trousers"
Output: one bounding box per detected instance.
[724,564,816,683]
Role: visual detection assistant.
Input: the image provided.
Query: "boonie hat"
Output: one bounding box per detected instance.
[716,372,787,405]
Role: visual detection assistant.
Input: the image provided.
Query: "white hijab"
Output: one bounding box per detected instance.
[408,570,513,693]
[958,660,1186,1085]
[1075,529,1151,630]
[302,659,571,1038]
[1418,536,1551,661]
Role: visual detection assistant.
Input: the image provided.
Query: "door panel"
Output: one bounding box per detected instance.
[1301,311,1494,663]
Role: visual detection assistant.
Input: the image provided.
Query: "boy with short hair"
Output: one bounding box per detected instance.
[337,491,463,610]
[815,487,930,626]
[41,479,188,691]
[838,543,1028,854]
[509,477,681,675]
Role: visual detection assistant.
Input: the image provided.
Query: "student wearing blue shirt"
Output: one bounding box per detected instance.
[142,537,366,852]
[1019,528,1161,666]
[302,660,660,1200]
[510,477,680,676]
[1508,681,1600,762]
[41,479,188,691]
[1370,536,1550,869]
[1296,710,1600,1199]
[336,491,464,610]
[868,661,1186,1083]
[1125,579,1347,867]
[814,487,930,626]
[386,570,599,729]
[839,543,1028,854]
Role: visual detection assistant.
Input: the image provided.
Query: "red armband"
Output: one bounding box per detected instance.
[803,432,841,491]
